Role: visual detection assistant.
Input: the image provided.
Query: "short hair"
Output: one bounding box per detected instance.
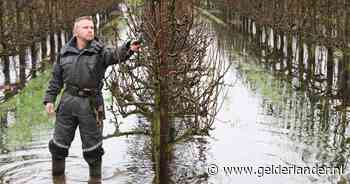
[73,16,93,36]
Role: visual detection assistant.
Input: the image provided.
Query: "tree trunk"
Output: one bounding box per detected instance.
[16,1,26,88]
[57,30,62,52]
[307,43,315,83]
[40,35,47,71]
[326,47,333,94]
[29,4,37,78]
[272,29,279,71]
[18,48,26,88]
[30,43,37,78]
[298,33,304,86]
[158,0,170,183]
[0,1,10,89]
[286,33,293,76]
[2,56,10,90]
[48,0,56,64]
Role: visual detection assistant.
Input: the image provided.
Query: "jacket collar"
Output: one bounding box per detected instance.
[60,37,104,55]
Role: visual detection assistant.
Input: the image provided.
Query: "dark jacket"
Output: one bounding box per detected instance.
[43,37,133,106]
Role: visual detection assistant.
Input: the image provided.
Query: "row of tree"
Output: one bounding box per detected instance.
[206,0,350,105]
[214,0,350,48]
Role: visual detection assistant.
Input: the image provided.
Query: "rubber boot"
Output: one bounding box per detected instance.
[52,158,65,176]
[88,159,102,184]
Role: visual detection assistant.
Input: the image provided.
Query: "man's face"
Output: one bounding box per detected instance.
[75,19,94,41]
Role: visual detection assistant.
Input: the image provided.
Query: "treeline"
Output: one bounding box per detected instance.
[215,0,350,48]
[0,0,121,96]
[206,0,350,105]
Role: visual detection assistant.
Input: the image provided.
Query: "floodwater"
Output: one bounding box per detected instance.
[1,13,350,184]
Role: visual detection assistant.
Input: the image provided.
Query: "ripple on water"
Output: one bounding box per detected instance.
[0,157,133,184]
[0,159,51,184]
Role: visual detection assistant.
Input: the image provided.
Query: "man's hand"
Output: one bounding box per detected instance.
[130,40,141,52]
[45,102,55,117]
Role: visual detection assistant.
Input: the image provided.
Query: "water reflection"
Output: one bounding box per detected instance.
[208,8,350,183]
[121,120,211,184]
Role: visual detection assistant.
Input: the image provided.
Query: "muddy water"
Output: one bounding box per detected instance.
[0,110,154,184]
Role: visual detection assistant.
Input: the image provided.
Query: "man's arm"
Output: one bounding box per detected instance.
[43,56,64,105]
[102,41,134,67]
[102,40,141,67]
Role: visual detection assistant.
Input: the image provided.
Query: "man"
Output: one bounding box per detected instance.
[43,16,140,182]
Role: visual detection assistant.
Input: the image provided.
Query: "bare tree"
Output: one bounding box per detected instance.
[103,0,229,183]
[106,0,228,140]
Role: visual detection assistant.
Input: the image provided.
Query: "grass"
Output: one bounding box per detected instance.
[0,69,54,149]
[236,55,294,107]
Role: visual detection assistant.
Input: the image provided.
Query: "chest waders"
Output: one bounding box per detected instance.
[45,37,133,181]
[49,44,105,180]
